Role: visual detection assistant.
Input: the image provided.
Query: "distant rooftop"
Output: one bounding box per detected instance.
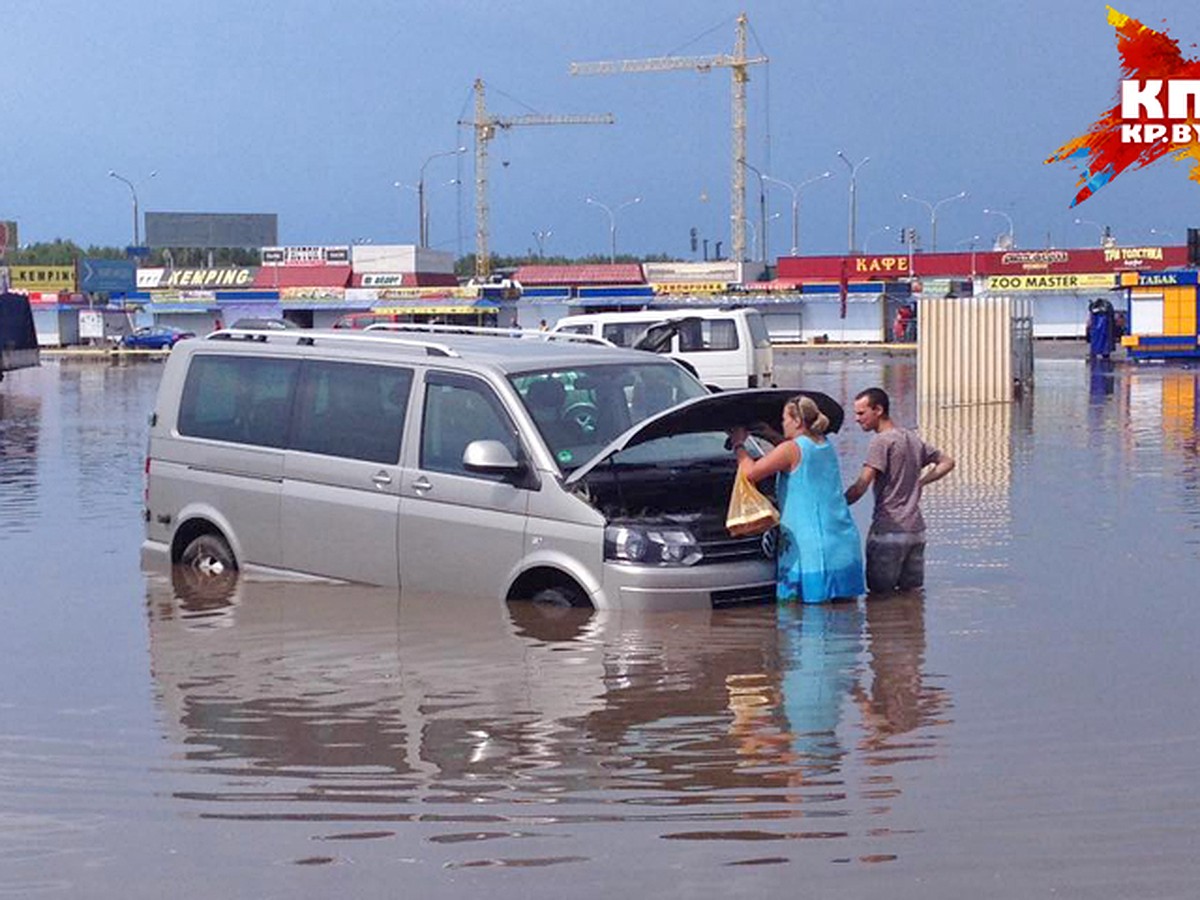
[514,264,645,286]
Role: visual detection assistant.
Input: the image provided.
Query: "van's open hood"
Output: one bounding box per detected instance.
[564,388,844,486]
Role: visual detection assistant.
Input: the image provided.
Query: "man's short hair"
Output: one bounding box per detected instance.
[855,386,890,416]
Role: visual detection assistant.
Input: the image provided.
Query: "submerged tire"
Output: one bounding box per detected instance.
[531,584,590,609]
[180,533,237,577]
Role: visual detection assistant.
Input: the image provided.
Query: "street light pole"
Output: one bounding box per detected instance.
[418,147,466,248]
[957,234,982,279]
[901,190,967,252]
[732,215,757,261]
[108,169,155,248]
[586,196,641,263]
[740,161,768,264]
[1074,217,1109,247]
[982,207,1015,249]
[836,152,869,253]
[532,229,552,258]
[763,170,832,256]
[862,224,893,254]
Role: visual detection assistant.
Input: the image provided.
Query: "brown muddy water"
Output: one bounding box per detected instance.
[1,352,1198,899]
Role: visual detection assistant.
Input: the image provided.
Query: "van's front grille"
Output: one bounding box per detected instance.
[700,533,769,563]
[695,518,775,564]
[711,584,775,607]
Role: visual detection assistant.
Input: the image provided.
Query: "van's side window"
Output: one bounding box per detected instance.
[177,355,299,447]
[601,322,648,348]
[421,373,520,479]
[290,362,413,463]
[678,318,739,352]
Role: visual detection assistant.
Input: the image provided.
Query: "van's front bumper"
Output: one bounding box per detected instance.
[598,559,776,611]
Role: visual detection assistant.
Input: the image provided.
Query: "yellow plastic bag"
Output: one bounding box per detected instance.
[725,470,780,537]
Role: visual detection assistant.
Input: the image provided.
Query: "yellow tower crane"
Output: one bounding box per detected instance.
[462,79,614,280]
[570,13,767,263]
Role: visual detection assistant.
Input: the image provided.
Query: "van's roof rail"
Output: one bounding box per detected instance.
[364,321,615,347]
[206,328,459,357]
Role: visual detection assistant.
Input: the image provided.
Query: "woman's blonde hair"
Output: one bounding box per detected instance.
[785,394,829,436]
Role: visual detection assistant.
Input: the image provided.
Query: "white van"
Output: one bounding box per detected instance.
[548,307,774,390]
[142,327,841,611]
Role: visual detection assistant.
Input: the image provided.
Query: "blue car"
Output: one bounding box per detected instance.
[121,326,196,350]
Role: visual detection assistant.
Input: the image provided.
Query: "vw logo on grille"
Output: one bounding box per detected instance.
[760,527,778,559]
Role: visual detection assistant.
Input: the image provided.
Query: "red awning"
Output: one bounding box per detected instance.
[253,266,351,289]
[513,264,645,286]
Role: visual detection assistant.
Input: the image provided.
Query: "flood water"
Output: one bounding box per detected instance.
[1,352,1198,899]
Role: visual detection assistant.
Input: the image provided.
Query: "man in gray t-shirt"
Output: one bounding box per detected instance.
[844,387,955,592]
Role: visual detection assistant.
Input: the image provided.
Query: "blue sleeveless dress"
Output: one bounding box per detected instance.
[775,435,865,603]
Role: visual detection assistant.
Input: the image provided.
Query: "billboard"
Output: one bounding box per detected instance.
[79,258,136,293]
[0,221,16,254]
[261,246,350,265]
[144,212,278,249]
[8,265,75,292]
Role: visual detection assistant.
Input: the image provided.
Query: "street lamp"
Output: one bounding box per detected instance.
[739,160,768,263]
[417,147,466,248]
[586,196,641,263]
[836,152,870,253]
[532,229,553,258]
[982,207,1015,249]
[862,224,892,254]
[901,190,967,252]
[1074,217,1111,247]
[957,234,982,278]
[1149,227,1175,243]
[763,170,833,256]
[108,169,156,248]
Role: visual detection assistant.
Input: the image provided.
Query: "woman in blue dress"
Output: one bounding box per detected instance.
[730,395,865,603]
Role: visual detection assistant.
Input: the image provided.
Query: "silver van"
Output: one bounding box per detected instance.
[548,307,774,390]
[142,328,839,610]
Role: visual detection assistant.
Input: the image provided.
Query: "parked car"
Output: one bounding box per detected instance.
[142,327,841,611]
[229,318,300,331]
[121,326,195,350]
[549,307,774,390]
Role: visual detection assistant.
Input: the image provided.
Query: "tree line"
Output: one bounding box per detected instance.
[4,242,680,274]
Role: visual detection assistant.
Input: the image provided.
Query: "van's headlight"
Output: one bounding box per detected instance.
[605,525,703,566]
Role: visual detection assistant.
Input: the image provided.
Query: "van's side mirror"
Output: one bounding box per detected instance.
[462,439,522,474]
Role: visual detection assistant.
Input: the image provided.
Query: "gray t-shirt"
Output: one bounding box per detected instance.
[864,428,943,534]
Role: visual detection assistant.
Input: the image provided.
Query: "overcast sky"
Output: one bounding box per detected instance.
[5,0,1199,260]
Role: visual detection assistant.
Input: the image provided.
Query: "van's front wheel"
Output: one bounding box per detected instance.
[180,533,236,577]
[531,584,589,608]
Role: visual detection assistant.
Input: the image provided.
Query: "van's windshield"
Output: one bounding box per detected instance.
[509,362,709,471]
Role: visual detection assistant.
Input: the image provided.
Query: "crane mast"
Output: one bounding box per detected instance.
[570,13,767,263]
[463,79,614,280]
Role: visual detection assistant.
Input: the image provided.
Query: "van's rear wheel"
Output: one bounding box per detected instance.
[531,584,589,608]
[180,533,236,576]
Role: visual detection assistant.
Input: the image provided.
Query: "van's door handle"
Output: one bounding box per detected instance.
[372,470,393,488]
[411,476,433,494]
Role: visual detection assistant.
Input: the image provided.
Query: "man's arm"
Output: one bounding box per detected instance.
[844,464,876,505]
[919,453,955,487]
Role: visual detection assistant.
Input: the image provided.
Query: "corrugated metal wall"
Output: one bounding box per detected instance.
[918,295,1033,406]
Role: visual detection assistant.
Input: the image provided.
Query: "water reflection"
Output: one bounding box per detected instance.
[1119,366,1200,547]
[854,593,952,758]
[147,572,951,867]
[919,401,1019,573]
[0,383,42,535]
